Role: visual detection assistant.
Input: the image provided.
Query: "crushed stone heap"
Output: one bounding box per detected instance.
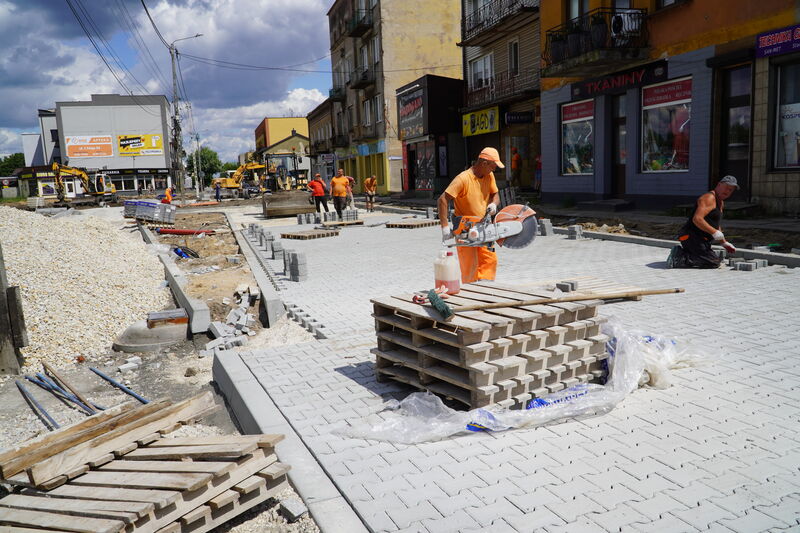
[0,207,171,369]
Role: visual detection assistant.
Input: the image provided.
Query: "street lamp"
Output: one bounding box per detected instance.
[169,33,202,207]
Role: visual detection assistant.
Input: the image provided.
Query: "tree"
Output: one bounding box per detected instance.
[0,153,25,176]
[221,162,239,172]
[185,147,222,186]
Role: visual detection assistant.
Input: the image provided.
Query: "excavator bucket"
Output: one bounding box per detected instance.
[496,204,538,249]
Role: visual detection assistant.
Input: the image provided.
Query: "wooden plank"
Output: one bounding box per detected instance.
[36,485,180,510]
[99,460,237,477]
[256,462,290,481]
[232,475,265,495]
[27,392,216,486]
[1,494,154,518]
[0,401,137,479]
[123,443,256,460]
[147,435,283,448]
[394,293,513,338]
[0,507,125,533]
[372,296,489,334]
[206,489,239,511]
[70,471,213,492]
[0,494,143,523]
[153,524,181,533]
[321,219,363,227]
[179,505,210,526]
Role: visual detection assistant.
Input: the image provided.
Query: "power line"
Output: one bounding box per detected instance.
[140,0,169,49]
[113,0,171,95]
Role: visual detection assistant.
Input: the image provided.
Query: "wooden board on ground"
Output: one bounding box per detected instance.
[280,229,340,240]
[386,219,438,229]
[321,219,363,227]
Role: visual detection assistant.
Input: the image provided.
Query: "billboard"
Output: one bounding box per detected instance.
[117,134,164,156]
[462,106,499,137]
[65,135,113,158]
[398,89,424,140]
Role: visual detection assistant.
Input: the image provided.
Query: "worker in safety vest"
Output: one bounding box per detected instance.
[162,187,173,204]
[438,147,502,283]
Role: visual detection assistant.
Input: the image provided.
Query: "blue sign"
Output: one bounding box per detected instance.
[756,24,800,58]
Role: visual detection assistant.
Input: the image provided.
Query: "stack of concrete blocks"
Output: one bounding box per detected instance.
[244,226,286,292]
[282,248,293,275]
[336,209,359,222]
[567,225,584,240]
[296,213,318,225]
[201,292,259,357]
[538,218,555,236]
[555,280,579,292]
[286,302,329,339]
[288,252,308,282]
[732,258,769,271]
[313,213,323,224]
[372,281,611,409]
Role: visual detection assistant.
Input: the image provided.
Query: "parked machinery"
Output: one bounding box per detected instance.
[211,162,266,198]
[52,163,117,204]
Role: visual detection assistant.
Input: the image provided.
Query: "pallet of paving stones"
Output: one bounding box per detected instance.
[370,279,642,409]
[385,219,440,229]
[280,229,340,240]
[0,392,290,533]
[321,219,364,227]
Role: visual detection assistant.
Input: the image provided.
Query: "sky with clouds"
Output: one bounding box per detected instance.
[0,0,331,161]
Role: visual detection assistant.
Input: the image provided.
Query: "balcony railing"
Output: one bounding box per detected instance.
[542,8,648,76]
[357,122,380,140]
[465,68,538,108]
[329,86,346,101]
[347,9,373,37]
[350,66,376,89]
[462,0,540,44]
[312,139,331,153]
[332,135,349,148]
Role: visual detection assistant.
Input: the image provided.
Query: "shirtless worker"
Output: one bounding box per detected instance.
[438,147,502,283]
[667,175,738,268]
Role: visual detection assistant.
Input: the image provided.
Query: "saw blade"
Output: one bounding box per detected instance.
[496,204,538,249]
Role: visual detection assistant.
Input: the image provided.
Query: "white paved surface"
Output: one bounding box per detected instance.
[232,210,800,533]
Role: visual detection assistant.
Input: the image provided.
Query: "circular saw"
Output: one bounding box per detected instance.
[449,204,538,249]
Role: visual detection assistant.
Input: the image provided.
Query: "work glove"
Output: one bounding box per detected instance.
[722,241,736,254]
[487,203,497,216]
[441,223,453,242]
[711,230,724,241]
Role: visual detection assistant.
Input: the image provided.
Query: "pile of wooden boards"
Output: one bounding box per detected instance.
[371,278,641,409]
[385,219,439,229]
[0,392,291,533]
[280,229,340,240]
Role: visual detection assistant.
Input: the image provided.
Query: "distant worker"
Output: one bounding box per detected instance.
[308,173,330,213]
[510,146,522,188]
[330,169,350,220]
[161,186,173,204]
[534,154,542,193]
[667,175,739,269]
[438,147,502,283]
[364,174,377,212]
[346,174,355,209]
[215,182,221,202]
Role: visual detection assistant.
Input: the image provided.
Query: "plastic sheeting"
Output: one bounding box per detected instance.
[338,319,712,444]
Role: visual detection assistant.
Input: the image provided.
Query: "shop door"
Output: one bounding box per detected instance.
[611,94,627,197]
[719,64,752,201]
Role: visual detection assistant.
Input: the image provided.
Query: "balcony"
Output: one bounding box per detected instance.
[464,69,539,109]
[461,0,540,46]
[329,86,346,102]
[332,135,349,148]
[350,66,376,89]
[357,122,380,141]
[542,8,649,78]
[347,9,373,38]
[312,139,331,153]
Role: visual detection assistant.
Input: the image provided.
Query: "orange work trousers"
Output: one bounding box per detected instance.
[457,246,497,283]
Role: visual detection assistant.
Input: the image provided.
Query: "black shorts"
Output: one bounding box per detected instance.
[365,193,375,201]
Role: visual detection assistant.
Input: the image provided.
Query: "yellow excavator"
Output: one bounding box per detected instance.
[52,162,117,204]
[211,162,265,198]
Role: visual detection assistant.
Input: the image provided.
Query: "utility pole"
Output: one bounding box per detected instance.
[194,132,201,198]
[169,34,202,207]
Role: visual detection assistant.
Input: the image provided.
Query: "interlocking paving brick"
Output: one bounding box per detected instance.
[546,494,606,523]
[464,498,523,528]
[421,510,480,532]
[627,493,689,521]
[587,483,641,509]
[469,479,527,505]
[672,502,739,529]
[506,486,563,513]
[505,507,567,531]
[717,508,791,533]
[588,503,650,532]
[428,492,483,517]
[630,515,695,532]
[386,501,441,529]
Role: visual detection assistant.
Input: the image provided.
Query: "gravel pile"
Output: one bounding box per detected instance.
[0,207,171,370]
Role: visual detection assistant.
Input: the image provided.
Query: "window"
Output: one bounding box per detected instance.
[657,0,679,8]
[508,40,519,77]
[642,77,692,172]
[775,62,800,169]
[374,94,383,122]
[614,0,631,7]
[567,0,588,20]
[360,45,369,70]
[372,35,380,65]
[470,54,493,89]
[561,99,594,175]
[363,99,372,126]
[50,129,59,142]
[468,0,490,16]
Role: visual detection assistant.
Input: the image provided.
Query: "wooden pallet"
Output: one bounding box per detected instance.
[321,219,363,227]
[385,219,438,229]
[281,229,340,240]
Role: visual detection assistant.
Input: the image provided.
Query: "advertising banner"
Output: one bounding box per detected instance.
[643,78,692,109]
[65,136,113,158]
[118,134,164,156]
[398,89,424,140]
[462,106,499,137]
[561,100,594,123]
[571,60,668,99]
[756,24,800,58]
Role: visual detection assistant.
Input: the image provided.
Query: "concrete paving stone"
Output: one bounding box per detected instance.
[421,509,482,532]
[462,519,518,533]
[755,495,800,526]
[699,456,753,477]
[630,515,696,532]
[546,458,602,484]
[543,516,604,533]
[611,440,666,463]
[651,447,707,469]
[587,483,642,509]
[479,447,528,468]
[711,488,774,515]
[506,486,563,513]
[623,472,682,500]
[464,498,523,528]
[505,507,567,532]
[365,476,416,500]
[396,483,451,508]
[628,492,690,521]
[506,452,563,475]
[672,502,740,530]
[435,471,489,497]
[350,501,399,532]
[545,494,606,523]
[666,480,728,508]
[698,472,758,496]
[468,479,527,505]
[428,491,483,517]
[402,465,453,489]
[545,477,599,503]
[744,475,800,503]
[582,467,641,491]
[588,503,651,532]
[474,462,527,485]
[409,452,458,473]
[386,501,442,530]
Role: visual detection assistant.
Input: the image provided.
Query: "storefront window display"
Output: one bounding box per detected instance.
[561,100,594,175]
[642,77,692,172]
[775,62,800,169]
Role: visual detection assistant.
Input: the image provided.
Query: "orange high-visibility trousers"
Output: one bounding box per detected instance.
[457,246,497,283]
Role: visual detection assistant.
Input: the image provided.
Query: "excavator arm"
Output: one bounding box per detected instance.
[230,162,265,186]
[52,162,91,202]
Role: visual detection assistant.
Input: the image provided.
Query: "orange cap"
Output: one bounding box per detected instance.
[479,147,504,168]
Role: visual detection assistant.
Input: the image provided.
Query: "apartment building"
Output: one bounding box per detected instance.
[307,98,335,182]
[326,0,462,193]
[539,0,799,214]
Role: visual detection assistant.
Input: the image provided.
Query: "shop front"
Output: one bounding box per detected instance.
[105,168,171,194]
[462,105,502,178]
[397,75,464,196]
[500,102,539,190]
[541,55,713,208]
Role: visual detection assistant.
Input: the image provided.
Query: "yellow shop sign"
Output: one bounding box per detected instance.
[462,106,499,137]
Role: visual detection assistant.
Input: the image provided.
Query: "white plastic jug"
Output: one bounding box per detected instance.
[434,250,461,295]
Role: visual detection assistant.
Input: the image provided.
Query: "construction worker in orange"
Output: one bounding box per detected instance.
[161,186,173,204]
[438,147,502,283]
